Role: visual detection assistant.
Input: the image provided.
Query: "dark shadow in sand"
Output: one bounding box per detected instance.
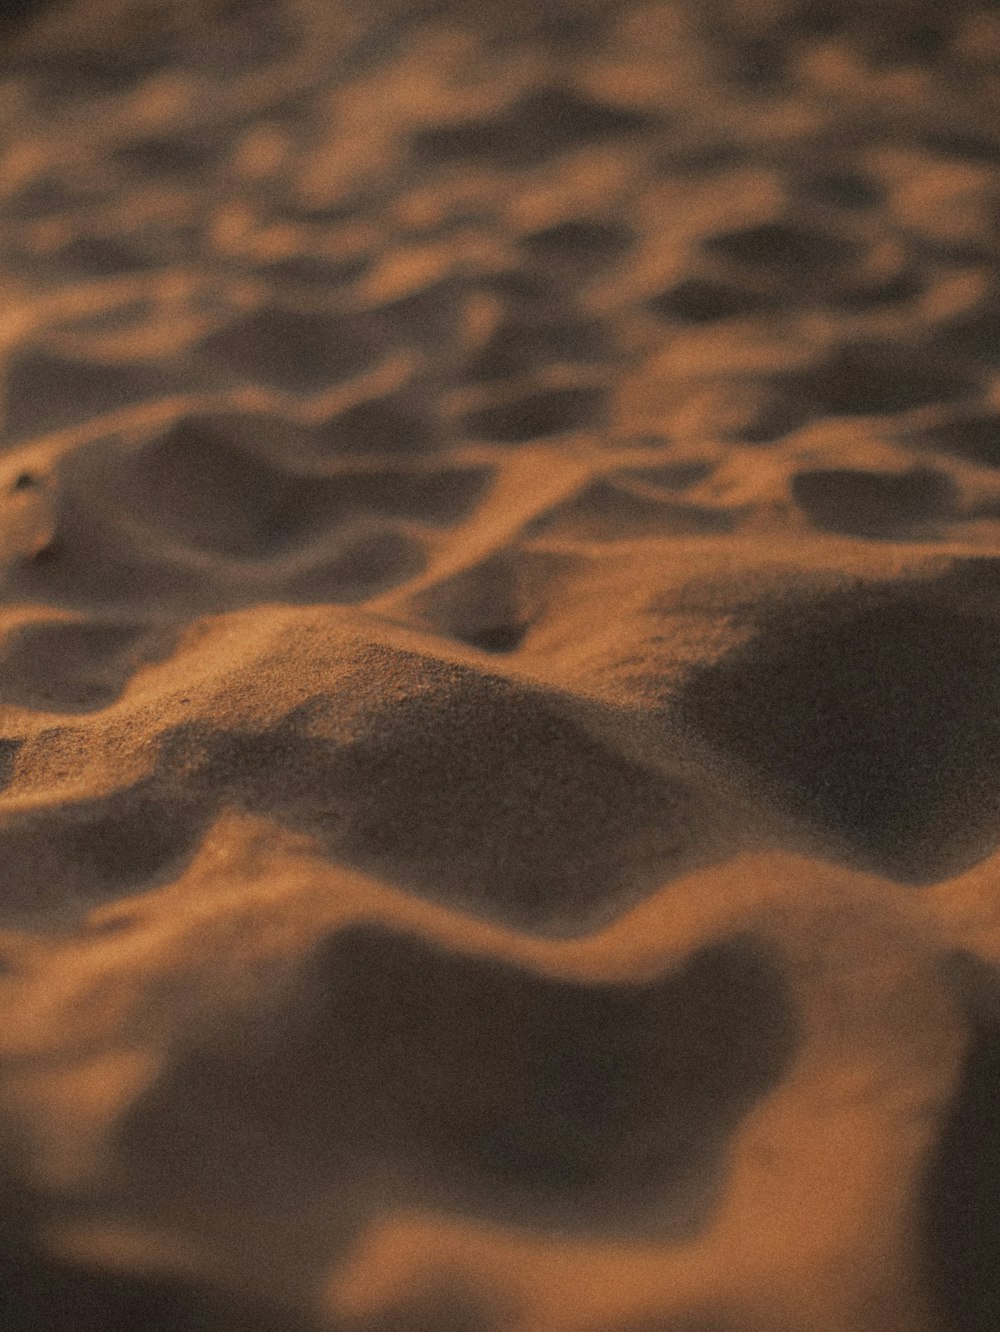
[52,237,159,278]
[6,426,466,646]
[316,397,441,456]
[834,270,925,312]
[284,528,427,604]
[195,309,382,393]
[921,951,1000,1332]
[401,548,572,656]
[783,341,977,417]
[4,351,177,439]
[0,740,21,792]
[411,86,657,169]
[0,620,157,713]
[122,419,490,556]
[650,278,771,324]
[256,254,370,292]
[0,1162,311,1332]
[794,169,882,210]
[464,316,609,384]
[790,466,954,539]
[0,783,209,920]
[463,386,607,442]
[113,134,219,177]
[678,571,1000,881]
[915,413,1000,469]
[117,923,797,1241]
[519,220,634,273]
[703,220,858,277]
[928,302,1000,369]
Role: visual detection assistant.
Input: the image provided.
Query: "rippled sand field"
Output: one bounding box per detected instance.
[1,1,1000,1328]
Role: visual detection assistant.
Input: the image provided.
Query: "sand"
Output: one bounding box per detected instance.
[0,0,999,1327]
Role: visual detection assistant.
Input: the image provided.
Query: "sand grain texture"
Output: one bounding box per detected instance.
[1,0,1000,1328]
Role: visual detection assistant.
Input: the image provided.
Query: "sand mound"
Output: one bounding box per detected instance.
[2,0,1000,1328]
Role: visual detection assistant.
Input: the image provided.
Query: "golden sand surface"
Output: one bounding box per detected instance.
[1,0,1000,1327]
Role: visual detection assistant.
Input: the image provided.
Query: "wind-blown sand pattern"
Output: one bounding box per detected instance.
[1,0,1000,1327]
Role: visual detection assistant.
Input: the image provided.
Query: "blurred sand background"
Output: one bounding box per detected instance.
[1,0,1000,1327]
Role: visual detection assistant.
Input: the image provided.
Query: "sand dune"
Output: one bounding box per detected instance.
[2,0,1000,1328]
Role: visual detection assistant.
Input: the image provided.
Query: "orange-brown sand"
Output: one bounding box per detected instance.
[1,0,1000,1327]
